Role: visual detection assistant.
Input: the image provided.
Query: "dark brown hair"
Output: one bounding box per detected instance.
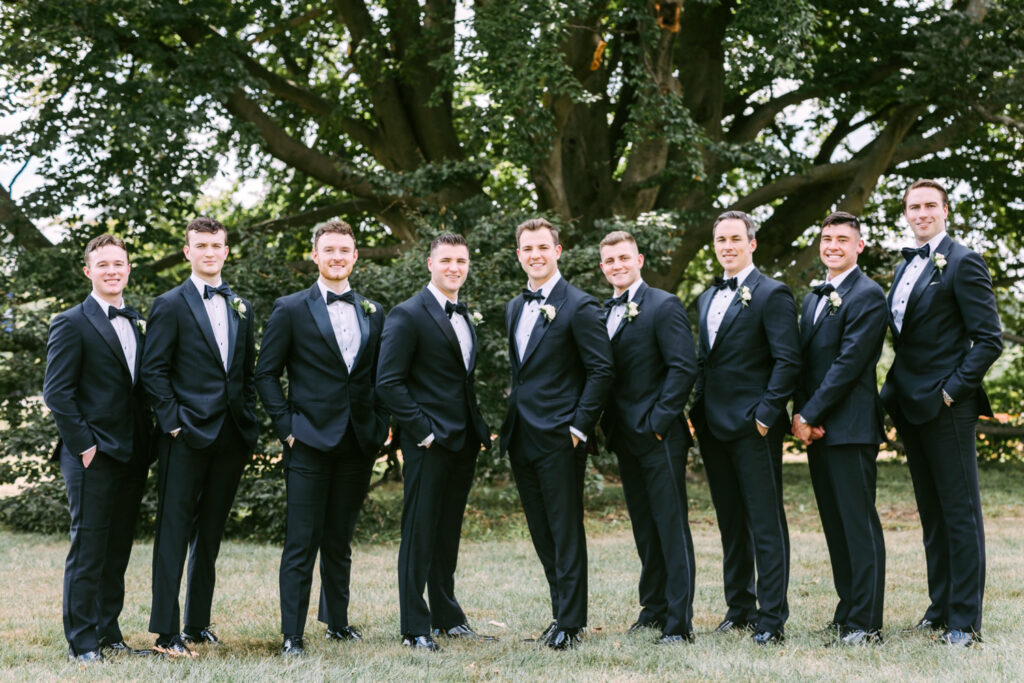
[516,218,560,247]
[821,211,861,233]
[429,232,469,255]
[902,179,949,210]
[312,220,356,249]
[186,216,227,245]
[84,234,128,265]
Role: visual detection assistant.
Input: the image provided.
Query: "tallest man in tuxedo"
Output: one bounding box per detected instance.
[882,179,1002,647]
[141,217,259,657]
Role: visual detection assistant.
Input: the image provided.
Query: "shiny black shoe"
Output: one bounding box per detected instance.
[100,639,153,656]
[752,630,785,646]
[402,634,440,652]
[940,629,980,648]
[835,627,882,646]
[547,628,582,650]
[326,625,363,641]
[627,618,665,634]
[281,635,305,656]
[67,648,104,665]
[181,627,220,646]
[525,620,558,644]
[714,618,755,634]
[432,623,497,641]
[154,633,196,659]
[656,632,695,645]
[910,617,945,633]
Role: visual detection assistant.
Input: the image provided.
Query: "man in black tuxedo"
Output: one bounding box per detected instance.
[690,210,800,646]
[881,179,1002,647]
[791,212,889,645]
[597,231,698,645]
[376,233,492,652]
[141,217,259,657]
[43,234,154,664]
[255,221,389,656]
[501,218,613,650]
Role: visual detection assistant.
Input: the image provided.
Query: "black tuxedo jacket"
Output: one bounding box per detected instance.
[690,268,800,441]
[793,268,888,446]
[255,284,388,455]
[601,283,697,455]
[376,287,490,452]
[881,235,1002,425]
[500,277,614,454]
[140,280,259,451]
[43,296,152,463]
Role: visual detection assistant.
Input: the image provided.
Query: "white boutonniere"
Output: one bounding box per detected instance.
[136,319,147,335]
[539,304,556,322]
[738,286,752,308]
[625,301,640,322]
[826,291,842,315]
[361,299,377,315]
[230,297,247,319]
[933,253,947,272]
[471,310,484,325]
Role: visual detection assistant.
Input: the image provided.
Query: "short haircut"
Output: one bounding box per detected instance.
[429,232,469,255]
[902,179,949,210]
[312,220,356,249]
[84,234,128,265]
[821,211,861,233]
[186,216,227,245]
[713,210,757,241]
[516,218,560,247]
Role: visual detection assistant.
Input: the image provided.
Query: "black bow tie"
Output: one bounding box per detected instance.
[445,300,468,319]
[901,245,930,262]
[326,290,356,306]
[521,289,545,303]
[108,306,137,321]
[812,282,835,297]
[603,292,628,309]
[204,283,233,300]
[712,276,738,291]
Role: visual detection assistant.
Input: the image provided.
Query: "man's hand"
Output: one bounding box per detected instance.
[82,446,97,468]
[571,434,580,448]
[756,421,769,438]
[286,435,295,448]
[791,415,813,445]
[655,433,663,441]
[170,427,181,438]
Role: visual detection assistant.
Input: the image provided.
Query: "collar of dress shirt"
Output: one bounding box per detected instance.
[614,277,645,303]
[525,269,562,300]
[190,272,223,297]
[916,230,947,256]
[427,281,457,310]
[90,291,124,314]
[824,264,858,289]
[721,262,756,289]
[318,277,352,303]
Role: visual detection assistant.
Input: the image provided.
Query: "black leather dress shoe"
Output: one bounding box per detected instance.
[181,627,220,645]
[627,618,665,634]
[752,630,785,646]
[656,632,695,645]
[525,620,558,644]
[101,640,153,656]
[402,634,440,652]
[68,648,104,665]
[940,629,979,647]
[281,635,305,656]
[326,625,363,641]
[547,628,582,650]
[154,633,196,658]
[432,623,497,641]
[714,618,755,633]
[835,627,882,646]
[910,617,945,632]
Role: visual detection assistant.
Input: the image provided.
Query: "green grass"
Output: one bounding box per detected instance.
[1,461,1023,680]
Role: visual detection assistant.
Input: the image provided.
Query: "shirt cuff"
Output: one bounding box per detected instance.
[570,426,587,442]
[942,389,954,405]
[81,445,97,457]
[755,419,768,429]
[169,427,181,437]
[418,433,435,448]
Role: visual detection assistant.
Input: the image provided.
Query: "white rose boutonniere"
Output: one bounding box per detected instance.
[827,291,842,315]
[933,253,947,272]
[136,319,147,335]
[471,310,484,325]
[738,286,752,308]
[361,299,377,315]
[539,304,556,322]
[230,297,247,320]
[625,301,640,322]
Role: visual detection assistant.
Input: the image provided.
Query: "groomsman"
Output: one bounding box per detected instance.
[501,218,613,650]
[141,217,259,657]
[43,234,154,664]
[881,179,1002,647]
[598,231,698,644]
[376,233,492,652]
[690,210,800,645]
[791,212,888,645]
[255,221,389,656]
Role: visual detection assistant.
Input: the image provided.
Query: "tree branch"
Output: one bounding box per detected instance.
[0,184,53,250]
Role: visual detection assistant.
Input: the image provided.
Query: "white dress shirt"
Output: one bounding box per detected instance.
[190,273,230,369]
[318,279,360,372]
[707,263,755,348]
[91,292,137,383]
[515,270,562,361]
[606,278,644,339]
[891,231,947,332]
[813,265,858,323]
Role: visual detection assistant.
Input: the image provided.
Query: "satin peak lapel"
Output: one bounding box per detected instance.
[421,288,466,372]
[306,286,346,366]
[226,291,240,370]
[710,270,761,354]
[519,277,567,368]
[182,283,225,371]
[352,291,371,370]
[83,297,132,379]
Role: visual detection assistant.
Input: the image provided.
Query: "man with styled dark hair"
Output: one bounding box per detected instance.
[141,217,259,657]
[502,218,613,650]
[598,230,698,644]
[690,210,800,646]
[44,234,154,664]
[883,179,1002,647]
[256,219,388,656]
[376,232,493,652]
[792,211,889,645]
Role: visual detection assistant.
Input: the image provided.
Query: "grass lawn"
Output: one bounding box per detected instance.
[1,460,1022,680]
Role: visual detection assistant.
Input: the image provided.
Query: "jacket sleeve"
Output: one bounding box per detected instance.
[943,250,1003,401]
[254,297,293,441]
[375,305,433,442]
[570,297,614,434]
[755,284,801,427]
[139,295,181,433]
[42,313,93,455]
[648,296,698,435]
